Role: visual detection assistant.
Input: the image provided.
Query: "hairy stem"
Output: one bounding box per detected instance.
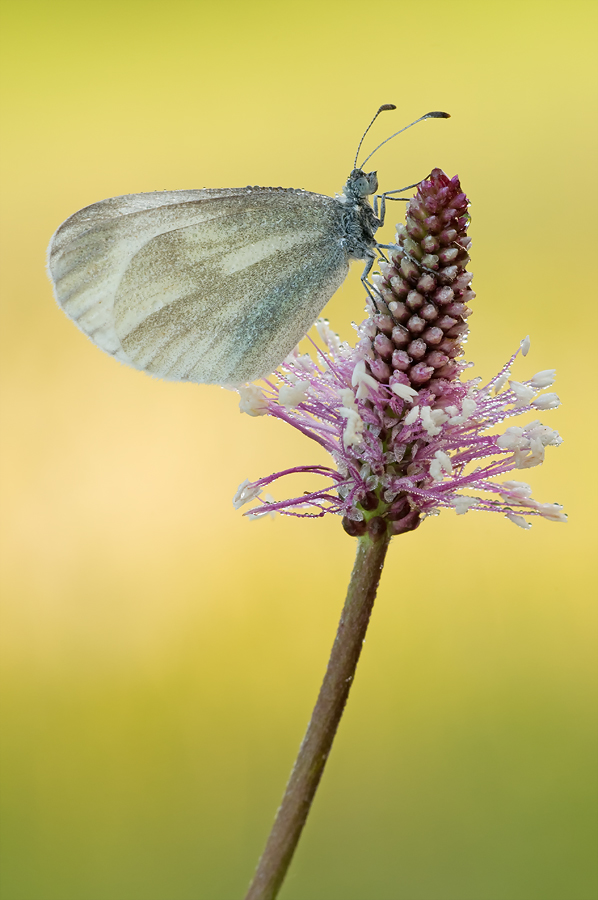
[244,530,391,900]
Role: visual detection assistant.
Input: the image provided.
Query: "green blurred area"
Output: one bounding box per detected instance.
[1,1,597,898]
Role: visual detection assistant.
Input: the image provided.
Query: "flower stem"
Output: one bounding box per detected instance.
[244,529,392,900]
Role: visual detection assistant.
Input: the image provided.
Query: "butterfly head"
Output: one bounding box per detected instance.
[343,169,378,201]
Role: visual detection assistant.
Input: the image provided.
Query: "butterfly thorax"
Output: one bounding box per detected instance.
[337,168,380,261]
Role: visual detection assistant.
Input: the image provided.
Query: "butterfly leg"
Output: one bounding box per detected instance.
[375,182,420,225]
[382,182,421,196]
[360,254,375,286]
[373,194,381,219]
[360,253,389,312]
[361,253,382,306]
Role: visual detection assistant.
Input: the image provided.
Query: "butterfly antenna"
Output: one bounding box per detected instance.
[359,111,451,169]
[353,104,397,170]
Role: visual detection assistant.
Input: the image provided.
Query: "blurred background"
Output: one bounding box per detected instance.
[1,1,596,898]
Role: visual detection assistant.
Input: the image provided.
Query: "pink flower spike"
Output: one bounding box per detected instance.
[234,170,566,537]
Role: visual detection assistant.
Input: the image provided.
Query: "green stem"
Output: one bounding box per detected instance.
[244,529,391,900]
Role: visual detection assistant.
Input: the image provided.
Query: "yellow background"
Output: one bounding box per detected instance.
[1,1,596,898]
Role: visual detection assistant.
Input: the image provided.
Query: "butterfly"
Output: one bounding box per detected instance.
[47,108,449,386]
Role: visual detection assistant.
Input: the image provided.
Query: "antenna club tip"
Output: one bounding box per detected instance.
[379,103,397,112]
[426,111,451,119]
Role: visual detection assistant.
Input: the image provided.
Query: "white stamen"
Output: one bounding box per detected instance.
[520,335,531,356]
[530,369,557,389]
[238,384,269,416]
[420,405,448,436]
[338,395,364,446]
[405,405,420,426]
[499,480,533,497]
[533,502,567,522]
[279,381,310,409]
[461,398,476,418]
[338,387,358,412]
[497,432,525,450]
[514,437,545,469]
[351,359,378,400]
[529,437,546,462]
[453,496,479,515]
[251,493,277,520]
[506,512,532,529]
[532,392,561,410]
[524,423,562,446]
[233,479,262,509]
[420,406,439,435]
[509,381,535,407]
[434,449,453,474]
[429,458,443,481]
[493,370,511,394]
[391,382,418,401]
[316,318,341,353]
[283,346,300,365]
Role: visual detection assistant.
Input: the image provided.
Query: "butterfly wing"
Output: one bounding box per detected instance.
[48,187,350,384]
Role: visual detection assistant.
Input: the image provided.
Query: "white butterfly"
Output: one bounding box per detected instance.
[47,109,448,385]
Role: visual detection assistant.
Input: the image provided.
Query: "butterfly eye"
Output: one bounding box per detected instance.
[351,172,378,197]
[351,175,371,197]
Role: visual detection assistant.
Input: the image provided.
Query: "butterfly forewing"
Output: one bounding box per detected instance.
[48,187,350,384]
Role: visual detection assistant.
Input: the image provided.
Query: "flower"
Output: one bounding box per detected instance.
[233,170,566,537]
